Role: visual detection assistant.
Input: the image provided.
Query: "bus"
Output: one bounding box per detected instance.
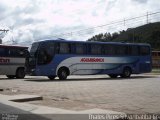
[28,39,152,80]
[0,44,28,79]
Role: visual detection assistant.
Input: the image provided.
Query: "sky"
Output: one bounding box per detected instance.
[0,0,160,46]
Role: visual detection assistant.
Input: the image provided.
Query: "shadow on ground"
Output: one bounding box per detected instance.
[22,75,158,82]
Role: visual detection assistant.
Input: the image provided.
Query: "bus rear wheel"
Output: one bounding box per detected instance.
[121,67,131,78]
[48,76,56,80]
[58,68,68,80]
[6,75,15,79]
[16,68,25,79]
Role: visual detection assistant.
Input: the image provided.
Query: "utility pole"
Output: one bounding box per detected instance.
[0,29,9,32]
[146,12,149,24]
[133,30,135,43]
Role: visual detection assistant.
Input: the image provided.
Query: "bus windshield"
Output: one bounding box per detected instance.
[30,42,39,57]
[37,42,55,65]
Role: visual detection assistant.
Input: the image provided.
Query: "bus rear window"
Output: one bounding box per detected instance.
[8,48,26,57]
[140,46,150,55]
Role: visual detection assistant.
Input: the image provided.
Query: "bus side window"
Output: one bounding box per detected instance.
[59,43,70,54]
[103,45,108,55]
[55,43,60,54]
[140,46,150,56]
[9,48,22,57]
[45,43,55,57]
[0,48,5,56]
[90,44,102,55]
[75,43,86,54]
[104,44,116,55]
[115,45,128,55]
[129,45,139,56]
[37,50,46,64]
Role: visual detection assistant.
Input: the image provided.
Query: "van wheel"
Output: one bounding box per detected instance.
[48,76,56,80]
[109,74,118,78]
[6,75,15,79]
[16,68,25,79]
[121,67,131,78]
[58,68,68,80]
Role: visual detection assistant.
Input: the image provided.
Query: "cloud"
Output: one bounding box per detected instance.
[133,0,148,4]
[0,0,160,46]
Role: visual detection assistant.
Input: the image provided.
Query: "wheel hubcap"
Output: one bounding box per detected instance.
[125,70,130,76]
[62,71,67,77]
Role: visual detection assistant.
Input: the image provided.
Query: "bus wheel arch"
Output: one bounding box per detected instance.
[16,67,25,79]
[48,75,56,80]
[57,67,70,80]
[6,75,15,79]
[108,74,118,78]
[121,66,132,78]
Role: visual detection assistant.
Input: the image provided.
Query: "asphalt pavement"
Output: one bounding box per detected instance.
[0,103,51,120]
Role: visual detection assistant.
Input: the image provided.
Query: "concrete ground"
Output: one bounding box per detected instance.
[0,74,160,114]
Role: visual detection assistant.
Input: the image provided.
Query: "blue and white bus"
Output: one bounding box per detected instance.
[0,44,28,79]
[28,39,152,80]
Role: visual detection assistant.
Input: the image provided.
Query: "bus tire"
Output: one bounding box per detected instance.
[121,67,131,78]
[16,68,25,79]
[6,75,15,79]
[48,76,56,80]
[109,74,118,78]
[58,68,68,80]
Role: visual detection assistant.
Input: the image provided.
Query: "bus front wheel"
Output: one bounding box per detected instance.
[58,68,68,80]
[16,68,25,79]
[121,67,131,78]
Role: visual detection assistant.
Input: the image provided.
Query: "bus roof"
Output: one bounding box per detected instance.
[33,39,150,46]
[0,44,28,49]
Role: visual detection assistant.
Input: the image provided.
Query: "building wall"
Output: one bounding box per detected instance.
[152,51,160,68]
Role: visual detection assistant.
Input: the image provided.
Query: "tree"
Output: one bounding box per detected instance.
[111,32,119,40]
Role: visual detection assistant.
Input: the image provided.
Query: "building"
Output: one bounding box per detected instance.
[152,51,160,68]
